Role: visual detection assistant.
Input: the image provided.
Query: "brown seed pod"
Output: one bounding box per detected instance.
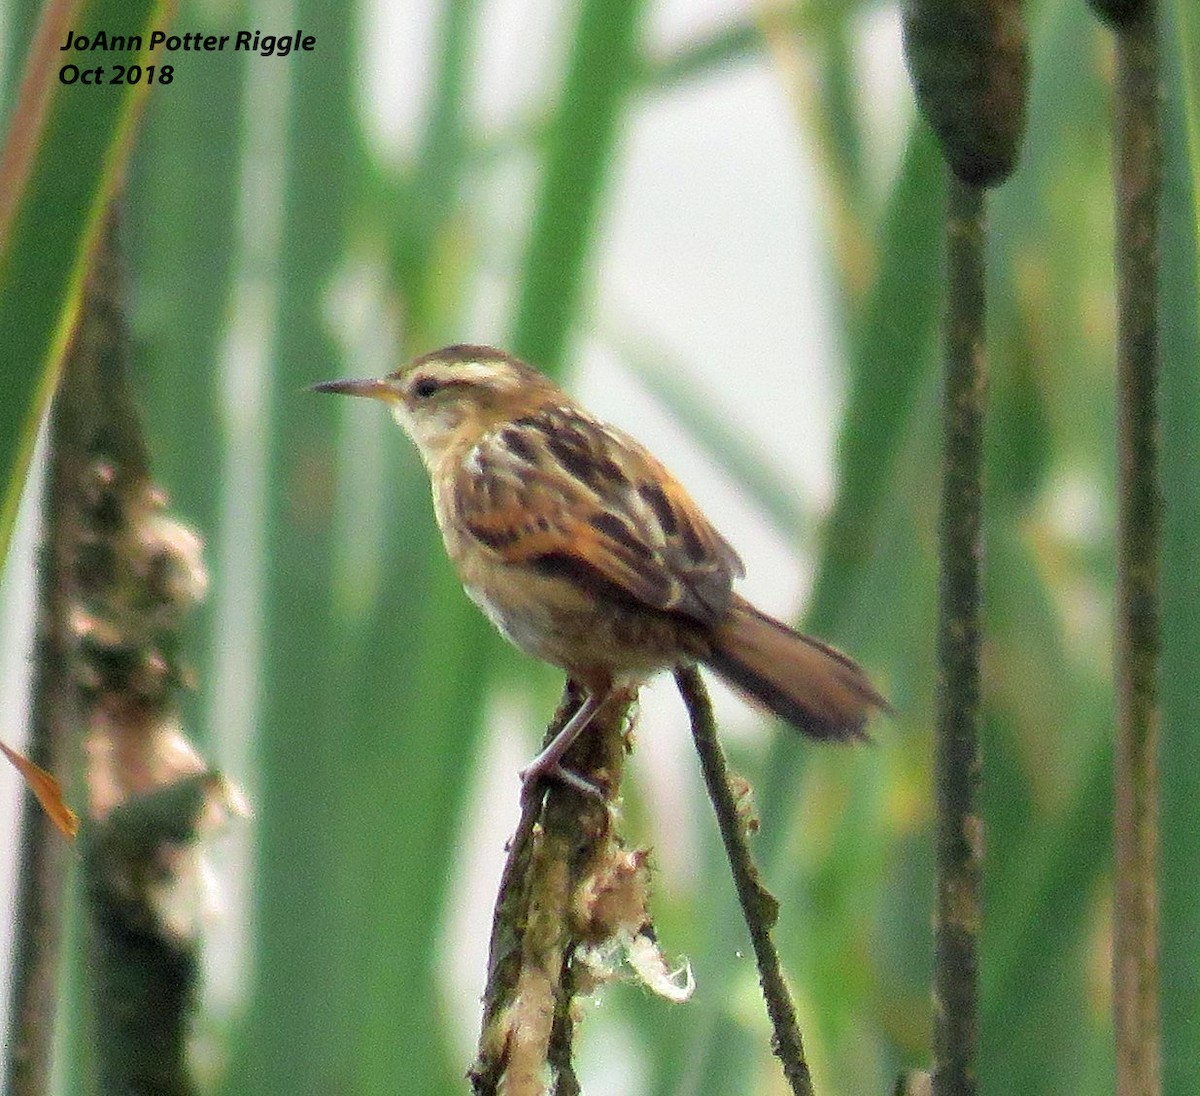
[1087,0,1150,28]
[902,0,1030,187]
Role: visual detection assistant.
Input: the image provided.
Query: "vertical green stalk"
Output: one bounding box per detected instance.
[0,0,41,113]
[1109,7,1163,1094]
[129,6,245,751]
[6,316,79,1096]
[510,0,647,373]
[933,176,986,1096]
[221,3,354,1091]
[1159,2,1200,1090]
[391,0,479,345]
[344,7,496,1092]
[801,124,946,644]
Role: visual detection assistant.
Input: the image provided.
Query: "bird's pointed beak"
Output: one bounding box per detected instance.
[310,376,399,402]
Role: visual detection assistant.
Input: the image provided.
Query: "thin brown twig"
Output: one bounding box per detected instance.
[1110,6,1163,1094]
[674,665,815,1096]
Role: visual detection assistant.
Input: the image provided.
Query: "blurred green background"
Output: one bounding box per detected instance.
[1,0,1198,1094]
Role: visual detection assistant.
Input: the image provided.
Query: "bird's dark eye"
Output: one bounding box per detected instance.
[410,374,442,399]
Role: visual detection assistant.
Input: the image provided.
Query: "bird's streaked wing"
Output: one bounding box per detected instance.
[453,405,743,626]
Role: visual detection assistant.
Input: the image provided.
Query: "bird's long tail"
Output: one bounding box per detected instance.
[704,596,889,741]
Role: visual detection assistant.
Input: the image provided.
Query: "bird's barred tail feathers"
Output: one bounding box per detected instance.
[705,596,889,741]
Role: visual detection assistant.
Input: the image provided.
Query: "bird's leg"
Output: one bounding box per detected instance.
[519,686,608,798]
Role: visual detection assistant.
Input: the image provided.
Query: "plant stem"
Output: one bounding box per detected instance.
[471,684,631,1094]
[510,0,646,373]
[674,666,815,1096]
[5,404,76,1096]
[1111,6,1162,1094]
[933,174,986,1096]
[1155,1,1200,1088]
[50,208,222,1096]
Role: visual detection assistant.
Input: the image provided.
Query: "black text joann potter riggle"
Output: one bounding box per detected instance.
[59,29,316,58]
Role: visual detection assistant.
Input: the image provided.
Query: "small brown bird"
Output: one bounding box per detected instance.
[314,345,887,792]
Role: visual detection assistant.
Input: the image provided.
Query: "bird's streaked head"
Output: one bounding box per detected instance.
[312,344,561,465]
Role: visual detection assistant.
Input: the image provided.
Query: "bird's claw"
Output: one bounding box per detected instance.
[519,760,605,801]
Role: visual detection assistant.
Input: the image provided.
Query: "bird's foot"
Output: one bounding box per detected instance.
[519,759,604,801]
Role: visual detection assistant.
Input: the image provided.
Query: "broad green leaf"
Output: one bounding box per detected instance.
[0,0,172,574]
